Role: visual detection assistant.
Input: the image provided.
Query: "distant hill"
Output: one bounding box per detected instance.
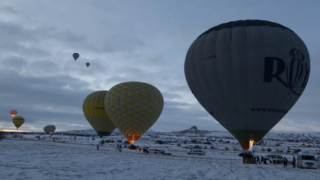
[172,126,211,134]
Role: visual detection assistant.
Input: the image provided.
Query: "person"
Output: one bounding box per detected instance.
[283,157,288,168]
[262,156,267,164]
[292,156,296,168]
[97,143,99,150]
[119,145,122,152]
[261,156,264,164]
[256,155,260,164]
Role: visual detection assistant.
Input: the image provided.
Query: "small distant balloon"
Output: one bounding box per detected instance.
[73,53,80,60]
[10,110,17,117]
[44,125,56,135]
[13,116,25,130]
[86,62,90,67]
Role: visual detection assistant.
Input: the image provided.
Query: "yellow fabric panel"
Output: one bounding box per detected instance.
[12,116,25,129]
[83,91,116,134]
[105,82,164,143]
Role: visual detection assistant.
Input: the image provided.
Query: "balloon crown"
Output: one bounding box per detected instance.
[289,49,304,61]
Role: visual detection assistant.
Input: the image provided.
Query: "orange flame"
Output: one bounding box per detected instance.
[249,138,254,151]
[125,134,141,144]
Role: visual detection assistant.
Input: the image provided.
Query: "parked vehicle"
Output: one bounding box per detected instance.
[297,152,317,169]
[187,149,205,155]
[265,154,283,164]
[316,156,320,168]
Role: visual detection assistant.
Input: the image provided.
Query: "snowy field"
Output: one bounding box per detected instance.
[1,137,320,180]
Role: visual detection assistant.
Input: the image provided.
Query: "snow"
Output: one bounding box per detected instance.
[1,132,320,180]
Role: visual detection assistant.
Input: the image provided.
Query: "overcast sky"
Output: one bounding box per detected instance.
[0,0,319,132]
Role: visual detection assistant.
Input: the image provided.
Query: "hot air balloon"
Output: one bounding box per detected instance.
[105,82,164,144]
[86,62,90,67]
[13,116,25,130]
[83,91,116,137]
[10,110,17,117]
[184,19,310,150]
[44,125,56,135]
[73,53,80,60]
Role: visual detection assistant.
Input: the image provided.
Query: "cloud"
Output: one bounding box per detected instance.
[0,0,319,133]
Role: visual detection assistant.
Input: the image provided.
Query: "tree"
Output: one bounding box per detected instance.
[0,130,5,140]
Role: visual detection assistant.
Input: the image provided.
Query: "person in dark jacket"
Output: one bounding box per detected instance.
[292,156,296,168]
[283,157,288,168]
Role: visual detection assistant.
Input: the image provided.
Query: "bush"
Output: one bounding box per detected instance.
[191,140,197,143]
[225,147,229,150]
[267,148,272,152]
[156,140,164,144]
[0,131,5,140]
[177,143,181,147]
[210,146,215,149]
[194,145,201,149]
[294,149,301,153]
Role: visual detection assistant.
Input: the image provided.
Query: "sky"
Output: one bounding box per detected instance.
[0,0,319,132]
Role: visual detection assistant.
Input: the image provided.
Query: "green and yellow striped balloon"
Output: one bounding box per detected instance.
[13,116,25,130]
[105,82,164,144]
[83,91,116,137]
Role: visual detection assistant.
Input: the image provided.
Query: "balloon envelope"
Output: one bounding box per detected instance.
[10,110,17,117]
[184,19,310,150]
[12,116,25,130]
[44,125,56,134]
[83,91,116,137]
[73,53,79,60]
[105,82,164,144]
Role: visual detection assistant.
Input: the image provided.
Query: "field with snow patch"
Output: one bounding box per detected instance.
[1,131,320,180]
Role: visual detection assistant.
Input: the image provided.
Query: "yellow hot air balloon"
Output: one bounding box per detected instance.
[83,91,116,137]
[105,82,164,144]
[13,116,25,130]
[10,110,17,117]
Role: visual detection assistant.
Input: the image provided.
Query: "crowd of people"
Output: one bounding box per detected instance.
[255,155,296,168]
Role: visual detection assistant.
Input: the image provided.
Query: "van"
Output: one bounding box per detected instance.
[265,154,283,164]
[187,149,205,155]
[297,152,317,169]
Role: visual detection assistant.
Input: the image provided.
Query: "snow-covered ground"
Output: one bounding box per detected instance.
[1,136,320,180]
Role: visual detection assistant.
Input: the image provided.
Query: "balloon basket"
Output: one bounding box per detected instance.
[243,157,256,164]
